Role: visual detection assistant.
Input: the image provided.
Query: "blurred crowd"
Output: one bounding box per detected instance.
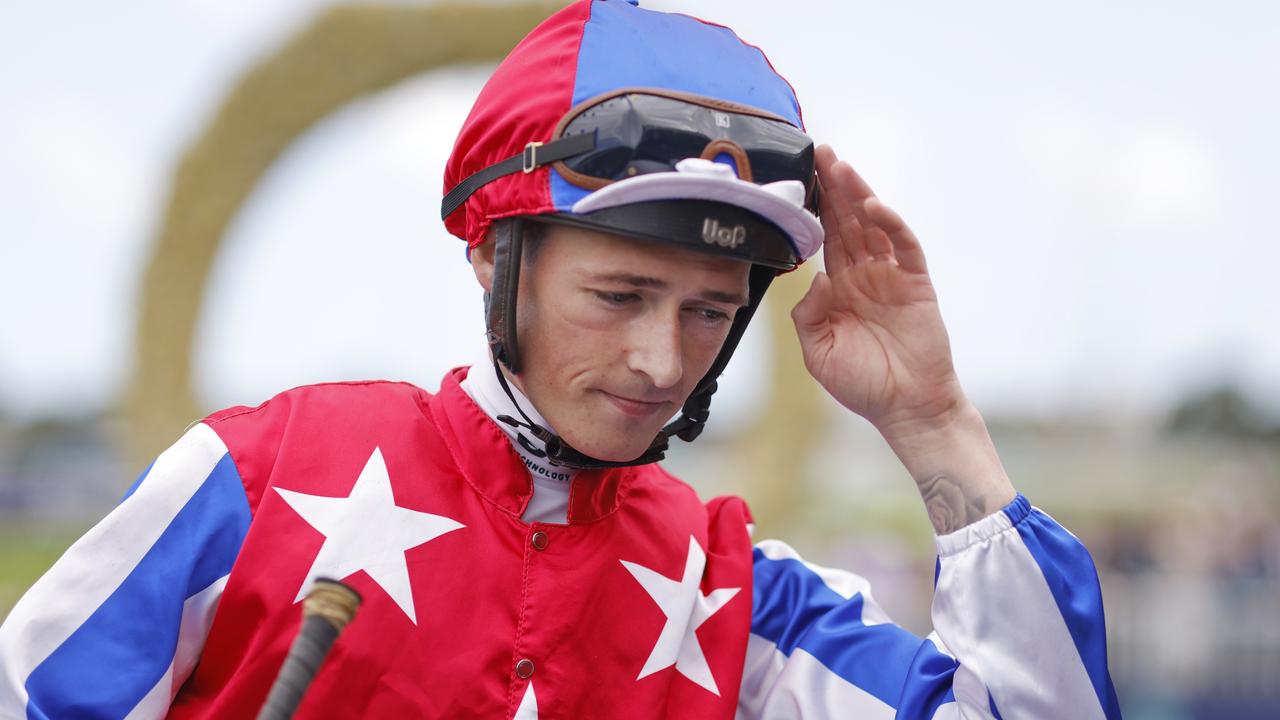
[1091,458,1280,719]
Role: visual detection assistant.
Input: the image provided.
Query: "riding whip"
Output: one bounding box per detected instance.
[256,578,361,720]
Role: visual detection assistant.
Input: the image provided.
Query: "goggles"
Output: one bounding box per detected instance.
[553,90,816,205]
[441,89,818,221]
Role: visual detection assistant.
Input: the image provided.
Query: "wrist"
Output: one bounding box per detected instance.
[878,399,987,474]
[876,396,1017,535]
[872,385,973,446]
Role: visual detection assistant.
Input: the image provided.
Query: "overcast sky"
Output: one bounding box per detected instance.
[1,0,1277,426]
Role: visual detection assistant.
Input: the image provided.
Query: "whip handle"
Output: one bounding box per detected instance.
[256,579,361,720]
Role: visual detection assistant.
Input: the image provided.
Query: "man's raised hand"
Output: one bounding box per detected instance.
[790,144,964,433]
[791,145,1015,533]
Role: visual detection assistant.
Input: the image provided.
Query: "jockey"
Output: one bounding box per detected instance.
[0,2,1120,718]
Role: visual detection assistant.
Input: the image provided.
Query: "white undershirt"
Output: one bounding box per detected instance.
[460,358,577,524]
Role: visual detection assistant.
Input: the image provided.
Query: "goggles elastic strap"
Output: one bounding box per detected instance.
[442,131,597,220]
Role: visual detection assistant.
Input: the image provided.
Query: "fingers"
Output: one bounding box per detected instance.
[817,144,876,202]
[815,145,871,270]
[814,146,852,276]
[814,145,931,276]
[790,271,834,347]
[863,225,896,261]
[864,197,928,274]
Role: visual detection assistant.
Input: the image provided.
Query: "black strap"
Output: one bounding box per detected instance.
[491,358,669,470]
[441,132,598,220]
[487,219,525,372]
[492,359,554,446]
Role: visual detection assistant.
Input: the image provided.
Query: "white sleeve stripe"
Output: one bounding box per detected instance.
[932,521,1107,720]
[125,658,175,720]
[125,574,230,719]
[926,633,998,720]
[0,423,228,712]
[924,631,954,658]
[738,634,894,719]
[949,661,997,720]
[753,540,889,624]
[933,503,1015,557]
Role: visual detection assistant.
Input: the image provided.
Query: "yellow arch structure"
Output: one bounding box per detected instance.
[123,2,562,464]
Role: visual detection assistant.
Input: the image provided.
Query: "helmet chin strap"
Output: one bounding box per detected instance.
[489,358,669,470]
[483,217,774,469]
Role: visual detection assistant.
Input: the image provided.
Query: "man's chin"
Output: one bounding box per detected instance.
[556,428,659,465]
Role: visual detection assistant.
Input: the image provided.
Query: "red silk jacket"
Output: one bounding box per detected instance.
[168,367,755,718]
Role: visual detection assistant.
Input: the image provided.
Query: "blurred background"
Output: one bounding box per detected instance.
[1,1,1277,717]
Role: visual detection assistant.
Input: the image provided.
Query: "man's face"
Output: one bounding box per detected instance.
[474,222,751,462]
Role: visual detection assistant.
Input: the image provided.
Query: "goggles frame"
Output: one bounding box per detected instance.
[550,88,817,205]
[441,88,819,221]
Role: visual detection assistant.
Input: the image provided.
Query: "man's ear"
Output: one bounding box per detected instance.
[470,230,497,293]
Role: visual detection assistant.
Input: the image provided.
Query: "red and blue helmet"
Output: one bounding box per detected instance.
[441,0,822,468]
[442,0,821,264]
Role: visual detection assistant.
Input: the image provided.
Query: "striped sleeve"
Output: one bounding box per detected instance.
[738,494,1121,719]
[0,423,252,719]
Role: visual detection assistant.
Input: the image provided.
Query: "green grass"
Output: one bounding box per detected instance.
[0,521,93,622]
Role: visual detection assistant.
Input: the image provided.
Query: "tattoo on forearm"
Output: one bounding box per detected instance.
[918,474,997,534]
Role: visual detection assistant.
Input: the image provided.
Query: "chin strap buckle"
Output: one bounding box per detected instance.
[522,142,544,174]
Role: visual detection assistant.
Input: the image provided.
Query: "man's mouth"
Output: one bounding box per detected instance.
[599,390,672,418]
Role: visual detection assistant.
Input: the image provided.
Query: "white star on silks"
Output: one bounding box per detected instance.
[621,535,741,696]
[275,446,464,624]
[514,682,538,720]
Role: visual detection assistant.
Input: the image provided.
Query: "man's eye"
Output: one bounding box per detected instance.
[692,307,732,324]
[594,291,638,305]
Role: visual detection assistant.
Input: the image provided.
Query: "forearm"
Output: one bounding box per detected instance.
[0,424,249,718]
[877,397,1016,535]
[745,497,1119,719]
[931,495,1121,718]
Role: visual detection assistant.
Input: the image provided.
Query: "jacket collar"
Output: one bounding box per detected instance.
[427,366,635,525]
[462,359,578,487]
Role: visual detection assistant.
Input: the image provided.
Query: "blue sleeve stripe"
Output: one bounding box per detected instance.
[1011,504,1123,720]
[752,549,958,715]
[23,453,250,719]
[989,689,1005,719]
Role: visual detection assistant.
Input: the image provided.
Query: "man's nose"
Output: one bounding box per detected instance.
[626,313,683,390]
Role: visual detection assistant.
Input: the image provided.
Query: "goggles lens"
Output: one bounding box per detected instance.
[557,93,816,208]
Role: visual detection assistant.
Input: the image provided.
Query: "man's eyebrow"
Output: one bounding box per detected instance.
[587,272,749,306]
